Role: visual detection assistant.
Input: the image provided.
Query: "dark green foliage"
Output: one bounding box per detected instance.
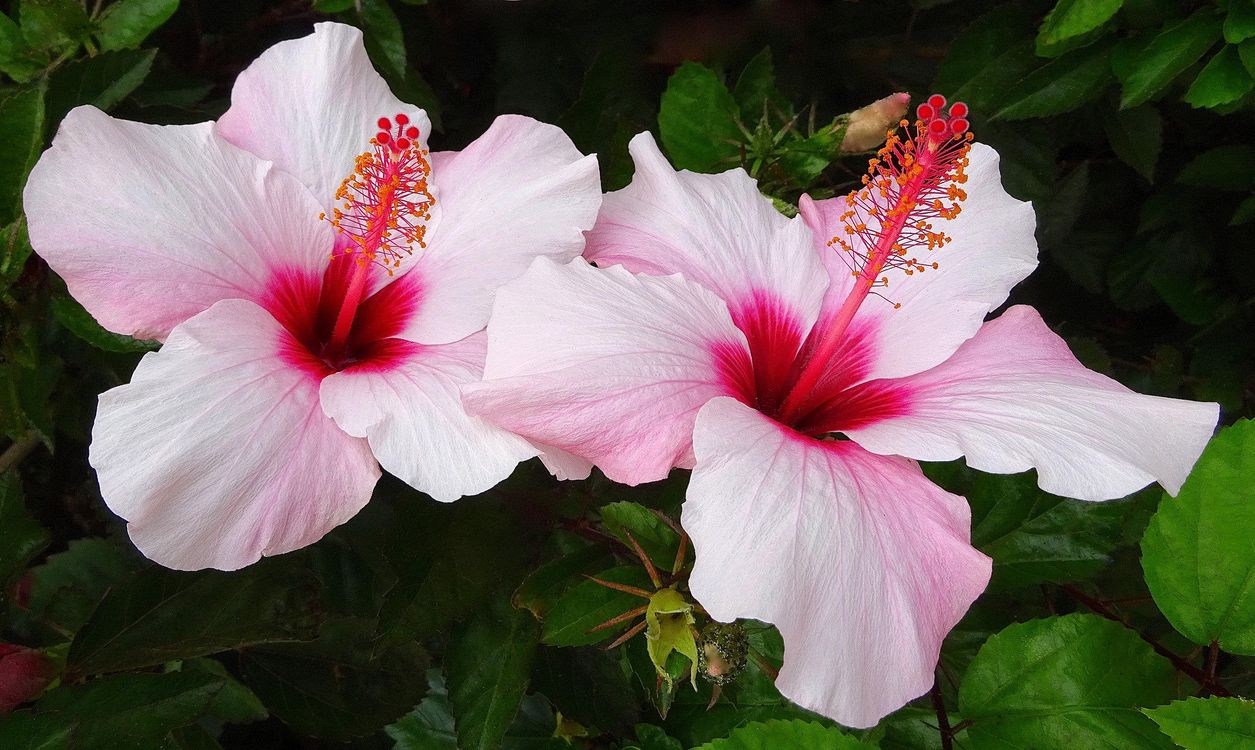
[1,1,1253,749]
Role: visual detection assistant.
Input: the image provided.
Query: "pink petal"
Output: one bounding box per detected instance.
[216,23,427,207]
[464,257,743,485]
[585,132,826,332]
[846,305,1219,500]
[684,397,990,729]
[23,108,333,341]
[91,300,380,571]
[799,142,1038,381]
[319,333,538,502]
[397,115,601,345]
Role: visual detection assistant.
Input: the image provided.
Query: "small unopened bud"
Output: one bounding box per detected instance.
[840,92,911,153]
[0,644,55,713]
[697,622,749,685]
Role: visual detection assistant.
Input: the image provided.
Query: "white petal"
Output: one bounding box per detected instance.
[24,107,332,341]
[216,22,427,206]
[464,257,743,485]
[91,300,380,571]
[846,306,1220,500]
[585,132,826,332]
[319,333,538,502]
[397,115,601,345]
[684,397,990,728]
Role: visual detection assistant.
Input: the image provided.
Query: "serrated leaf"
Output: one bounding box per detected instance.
[236,618,429,740]
[388,670,566,750]
[67,559,321,676]
[0,82,46,227]
[1102,104,1162,181]
[45,48,155,125]
[599,501,681,572]
[50,296,159,353]
[0,471,50,585]
[20,0,91,53]
[94,0,178,52]
[1120,10,1223,108]
[1225,0,1255,44]
[959,614,1177,749]
[692,719,868,750]
[513,542,613,620]
[1179,145,1255,190]
[1145,696,1255,749]
[1185,45,1255,108]
[1036,0,1123,55]
[658,61,743,173]
[994,40,1114,120]
[541,566,653,647]
[0,12,44,83]
[25,538,141,635]
[733,47,788,122]
[446,599,539,750]
[1142,420,1255,653]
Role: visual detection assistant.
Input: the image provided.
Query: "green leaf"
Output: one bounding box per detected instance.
[733,47,788,122]
[1225,0,1255,44]
[45,48,155,126]
[691,719,868,750]
[958,614,1177,749]
[0,669,261,750]
[0,471,49,585]
[0,12,44,83]
[541,565,653,647]
[933,5,1039,114]
[236,618,429,740]
[1185,45,1255,108]
[1142,420,1255,654]
[313,0,354,11]
[20,0,91,53]
[358,0,405,78]
[0,82,46,227]
[1120,10,1224,108]
[599,501,681,572]
[994,40,1114,120]
[1145,696,1255,750]
[25,538,140,635]
[532,646,639,734]
[1036,0,1123,55]
[1178,145,1255,190]
[1102,104,1162,181]
[94,0,178,51]
[388,670,566,750]
[50,295,159,353]
[1231,194,1255,225]
[446,599,539,750]
[513,542,614,621]
[67,559,321,676]
[657,61,743,173]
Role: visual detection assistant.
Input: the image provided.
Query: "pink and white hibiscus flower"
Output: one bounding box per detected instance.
[22,23,601,571]
[463,98,1219,727]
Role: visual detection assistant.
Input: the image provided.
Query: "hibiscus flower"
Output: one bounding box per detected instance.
[22,23,601,571]
[463,98,1219,727]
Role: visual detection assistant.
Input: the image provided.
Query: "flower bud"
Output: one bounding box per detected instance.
[839,92,911,153]
[697,622,749,685]
[0,644,54,713]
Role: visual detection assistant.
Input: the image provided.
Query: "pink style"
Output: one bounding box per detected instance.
[464,99,1219,727]
[22,23,601,571]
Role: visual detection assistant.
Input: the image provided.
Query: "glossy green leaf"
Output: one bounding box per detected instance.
[994,40,1114,119]
[1225,0,1255,44]
[1102,103,1162,180]
[45,48,155,125]
[68,559,321,675]
[599,501,681,572]
[446,599,539,750]
[237,618,429,740]
[0,82,46,227]
[0,471,49,585]
[1142,420,1255,653]
[1120,10,1223,108]
[541,566,653,647]
[1145,696,1255,749]
[19,0,91,52]
[1185,45,1255,108]
[359,0,405,78]
[658,61,742,173]
[691,719,869,750]
[94,0,178,51]
[1036,0,1123,54]
[959,614,1177,749]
